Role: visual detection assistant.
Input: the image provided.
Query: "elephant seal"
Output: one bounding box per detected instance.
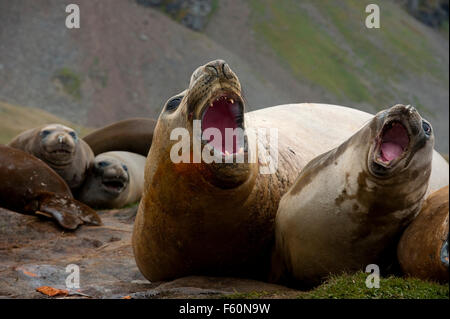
[78,151,146,209]
[132,59,394,282]
[272,104,436,286]
[0,145,101,230]
[398,186,449,283]
[8,124,94,190]
[83,118,157,156]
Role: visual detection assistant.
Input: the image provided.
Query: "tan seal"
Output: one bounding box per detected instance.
[78,151,146,209]
[132,59,392,282]
[272,104,438,286]
[0,145,101,230]
[398,186,448,283]
[8,124,94,190]
[83,118,157,156]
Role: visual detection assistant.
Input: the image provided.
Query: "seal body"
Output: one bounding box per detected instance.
[0,145,101,229]
[132,60,384,282]
[83,118,157,156]
[398,186,449,283]
[273,104,436,286]
[8,124,94,190]
[78,151,146,209]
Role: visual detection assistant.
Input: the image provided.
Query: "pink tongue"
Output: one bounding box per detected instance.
[381,142,403,161]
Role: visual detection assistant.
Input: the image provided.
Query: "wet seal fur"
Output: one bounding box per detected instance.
[0,145,101,230]
[83,118,157,156]
[398,186,449,283]
[132,60,394,282]
[8,124,94,191]
[78,151,146,209]
[272,104,440,287]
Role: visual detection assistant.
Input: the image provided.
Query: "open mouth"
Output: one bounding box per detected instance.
[200,91,245,156]
[101,179,126,194]
[375,121,410,166]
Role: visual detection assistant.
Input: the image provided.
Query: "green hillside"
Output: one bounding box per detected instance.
[0,101,91,144]
[248,0,448,113]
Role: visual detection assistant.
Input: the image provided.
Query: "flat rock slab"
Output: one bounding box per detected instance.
[0,207,295,299]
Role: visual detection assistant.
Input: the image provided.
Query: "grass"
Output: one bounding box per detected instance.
[0,101,90,144]
[247,0,448,110]
[52,67,82,100]
[221,272,449,299]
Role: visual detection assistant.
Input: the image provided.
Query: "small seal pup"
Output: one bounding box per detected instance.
[0,145,101,230]
[83,118,157,156]
[132,59,383,282]
[272,104,436,286]
[78,151,146,209]
[398,186,449,283]
[8,124,94,190]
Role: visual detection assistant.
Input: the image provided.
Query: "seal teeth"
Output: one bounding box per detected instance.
[229,98,234,104]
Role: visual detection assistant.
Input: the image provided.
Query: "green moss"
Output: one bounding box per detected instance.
[218,272,449,299]
[53,67,82,100]
[297,272,449,299]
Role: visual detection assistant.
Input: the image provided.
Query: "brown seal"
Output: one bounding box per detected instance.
[0,145,101,230]
[8,124,94,190]
[132,59,386,282]
[398,186,449,283]
[83,118,157,156]
[272,104,436,287]
[77,151,146,209]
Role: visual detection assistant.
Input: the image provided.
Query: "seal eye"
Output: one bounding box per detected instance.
[122,164,128,172]
[97,161,109,168]
[166,96,182,112]
[41,130,51,138]
[422,121,432,136]
[69,131,78,141]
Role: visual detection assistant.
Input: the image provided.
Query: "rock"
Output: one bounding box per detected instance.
[401,0,449,28]
[0,207,298,299]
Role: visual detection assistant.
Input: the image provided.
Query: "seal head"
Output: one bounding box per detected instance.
[160,59,250,188]
[8,124,94,190]
[368,104,434,179]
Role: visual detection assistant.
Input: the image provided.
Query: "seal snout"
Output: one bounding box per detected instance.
[204,59,233,80]
[95,160,129,195]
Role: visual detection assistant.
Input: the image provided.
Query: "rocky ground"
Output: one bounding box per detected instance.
[0,207,297,299]
[1,206,448,299]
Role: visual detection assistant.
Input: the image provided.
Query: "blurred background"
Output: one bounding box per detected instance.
[0,0,448,153]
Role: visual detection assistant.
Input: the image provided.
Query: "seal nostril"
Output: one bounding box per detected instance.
[222,62,232,79]
[206,65,219,77]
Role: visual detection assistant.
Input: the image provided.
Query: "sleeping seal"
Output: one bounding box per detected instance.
[78,151,146,209]
[273,104,436,286]
[0,145,101,230]
[83,118,157,156]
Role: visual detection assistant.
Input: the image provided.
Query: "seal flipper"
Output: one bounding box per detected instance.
[37,193,102,230]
